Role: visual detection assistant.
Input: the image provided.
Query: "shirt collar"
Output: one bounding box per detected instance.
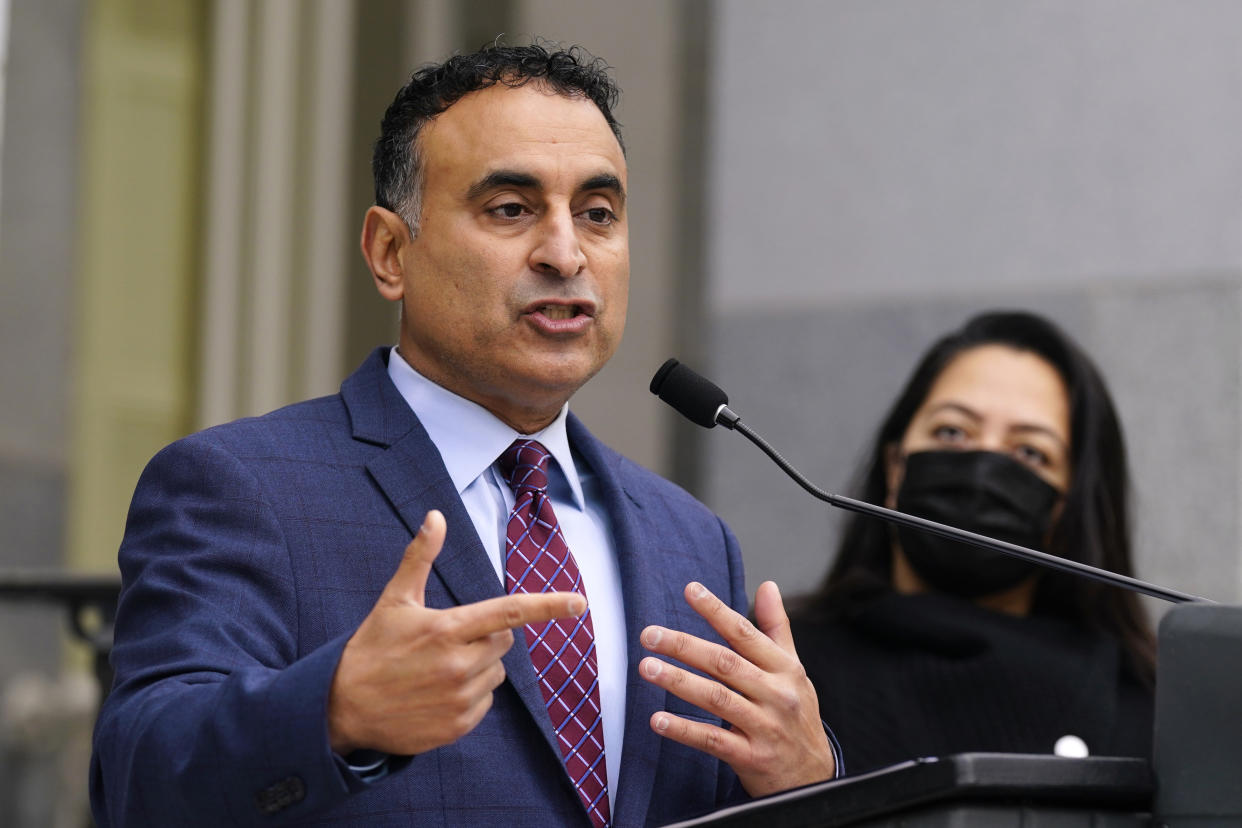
[385,347,585,509]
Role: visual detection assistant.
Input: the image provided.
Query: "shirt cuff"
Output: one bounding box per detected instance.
[822,720,845,778]
[336,749,393,784]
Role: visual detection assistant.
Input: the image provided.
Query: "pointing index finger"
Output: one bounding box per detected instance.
[452,591,587,642]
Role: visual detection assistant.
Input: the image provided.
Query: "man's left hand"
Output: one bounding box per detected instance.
[639,580,836,796]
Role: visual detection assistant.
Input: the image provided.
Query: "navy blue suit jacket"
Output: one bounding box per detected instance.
[91,349,747,827]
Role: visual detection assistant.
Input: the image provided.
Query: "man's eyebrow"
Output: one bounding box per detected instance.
[581,173,626,205]
[465,170,540,201]
[466,170,626,202]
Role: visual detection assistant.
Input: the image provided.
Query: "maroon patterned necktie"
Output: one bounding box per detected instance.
[499,439,610,828]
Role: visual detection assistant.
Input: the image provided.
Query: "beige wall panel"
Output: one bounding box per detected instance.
[69,0,205,571]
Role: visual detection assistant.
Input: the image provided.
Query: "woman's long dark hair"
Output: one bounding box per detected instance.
[800,310,1156,683]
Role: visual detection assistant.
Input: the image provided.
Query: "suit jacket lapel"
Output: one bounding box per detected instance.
[568,415,670,827]
[342,348,564,763]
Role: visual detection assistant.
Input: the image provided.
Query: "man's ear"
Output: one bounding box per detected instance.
[883,442,903,510]
[361,206,412,301]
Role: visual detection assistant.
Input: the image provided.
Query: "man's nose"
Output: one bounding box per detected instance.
[530,211,587,277]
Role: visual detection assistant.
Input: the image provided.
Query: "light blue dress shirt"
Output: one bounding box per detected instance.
[385,348,627,810]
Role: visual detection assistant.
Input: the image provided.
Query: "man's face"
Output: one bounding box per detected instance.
[383,82,629,432]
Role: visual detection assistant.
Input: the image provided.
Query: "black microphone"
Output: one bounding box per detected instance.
[650,358,740,429]
[650,358,1210,605]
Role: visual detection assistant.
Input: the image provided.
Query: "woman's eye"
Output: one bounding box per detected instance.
[1015,444,1050,467]
[931,424,966,443]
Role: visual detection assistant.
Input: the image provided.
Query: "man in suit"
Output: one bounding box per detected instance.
[90,43,837,827]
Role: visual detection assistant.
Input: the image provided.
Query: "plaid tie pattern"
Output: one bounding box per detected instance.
[499,439,610,828]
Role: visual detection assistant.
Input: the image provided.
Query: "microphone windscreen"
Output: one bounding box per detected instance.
[649,358,729,428]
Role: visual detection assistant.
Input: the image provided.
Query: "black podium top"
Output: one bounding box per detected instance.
[661,753,1153,828]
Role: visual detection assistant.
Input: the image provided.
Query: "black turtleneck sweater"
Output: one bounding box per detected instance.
[791,590,1153,776]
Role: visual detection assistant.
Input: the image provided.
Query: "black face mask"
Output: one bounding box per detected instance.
[894,450,1062,598]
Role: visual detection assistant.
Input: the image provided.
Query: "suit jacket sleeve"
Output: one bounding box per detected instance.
[90,433,380,827]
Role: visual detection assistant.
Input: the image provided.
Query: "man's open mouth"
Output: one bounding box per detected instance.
[535,305,584,320]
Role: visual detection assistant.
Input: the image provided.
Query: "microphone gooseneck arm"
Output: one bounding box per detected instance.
[654,358,1211,605]
[729,416,1206,604]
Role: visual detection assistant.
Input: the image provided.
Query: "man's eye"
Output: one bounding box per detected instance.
[583,207,614,225]
[491,203,526,219]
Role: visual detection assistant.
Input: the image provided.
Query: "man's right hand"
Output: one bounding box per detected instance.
[327,509,585,756]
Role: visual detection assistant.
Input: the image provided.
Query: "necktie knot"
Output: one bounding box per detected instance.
[499,439,551,495]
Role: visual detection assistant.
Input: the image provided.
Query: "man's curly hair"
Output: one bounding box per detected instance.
[371,41,624,236]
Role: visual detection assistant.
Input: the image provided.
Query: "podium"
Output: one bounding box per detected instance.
[663,603,1242,828]
[662,753,1151,827]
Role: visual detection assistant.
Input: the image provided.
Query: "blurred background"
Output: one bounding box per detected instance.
[2,0,1241,824]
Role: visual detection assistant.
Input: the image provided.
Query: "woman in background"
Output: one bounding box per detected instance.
[791,310,1155,775]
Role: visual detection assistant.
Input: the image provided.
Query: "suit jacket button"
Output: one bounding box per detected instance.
[255,776,306,815]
